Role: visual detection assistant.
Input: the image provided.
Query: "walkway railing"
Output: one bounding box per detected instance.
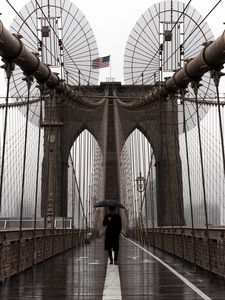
[128,226,225,279]
[0,218,73,230]
[0,227,95,282]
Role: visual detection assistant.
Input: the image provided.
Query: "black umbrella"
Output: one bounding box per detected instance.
[94,199,125,209]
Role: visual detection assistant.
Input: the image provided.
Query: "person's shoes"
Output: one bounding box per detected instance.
[109,261,113,264]
[114,261,118,265]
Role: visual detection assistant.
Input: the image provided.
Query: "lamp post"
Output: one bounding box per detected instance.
[135,172,146,243]
[135,173,146,193]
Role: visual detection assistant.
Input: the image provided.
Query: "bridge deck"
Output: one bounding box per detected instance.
[0,237,225,299]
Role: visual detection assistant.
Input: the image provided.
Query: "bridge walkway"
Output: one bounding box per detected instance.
[0,237,225,299]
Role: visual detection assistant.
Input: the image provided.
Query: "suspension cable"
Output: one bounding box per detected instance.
[32,83,43,265]
[154,0,222,81]
[210,69,225,174]
[131,0,193,86]
[181,88,197,269]
[0,60,14,210]
[192,80,212,279]
[33,0,99,90]
[69,152,88,231]
[17,73,33,272]
[5,0,58,63]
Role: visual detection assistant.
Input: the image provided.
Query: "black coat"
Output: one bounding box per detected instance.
[103,213,122,251]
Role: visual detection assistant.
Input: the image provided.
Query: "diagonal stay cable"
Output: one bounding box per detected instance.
[5,0,58,62]
[183,0,222,47]
[69,153,89,229]
[130,0,192,86]
[161,0,222,72]
[33,0,98,90]
[4,0,100,98]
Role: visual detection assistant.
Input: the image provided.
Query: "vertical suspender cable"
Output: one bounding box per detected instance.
[174,130,186,263]
[144,144,151,246]
[32,85,43,266]
[43,91,54,260]
[86,132,89,229]
[142,134,148,243]
[88,132,91,229]
[134,131,141,242]
[136,130,142,243]
[77,138,81,238]
[141,135,147,242]
[80,133,84,234]
[0,62,14,210]
[17,74,32,272]
[131,135,137,240]
[165,96,176,258]
[53,95,61,254]
[137,131,144,243]
[171,96,186,263]
[70,152,87,242]
[211,70,225,175]
[91,135,95,229]
[150,150,156,252]
[159,97,165,255]
[182,90,197,269]
[73,143,77,230]
[130,134,137,240]
[192,81,212,279]
[82,132,86,233]
[82,132,86,231]
[71,156,76,247]
[129,136,134,237]
[91,137,94,229]
[89,133,91,230]
[84,131,88,230]
[78,133,87,241]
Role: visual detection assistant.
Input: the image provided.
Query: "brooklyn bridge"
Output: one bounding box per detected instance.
[1,0,225,299]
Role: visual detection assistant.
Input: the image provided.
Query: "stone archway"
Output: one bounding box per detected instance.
[41,83,185,227]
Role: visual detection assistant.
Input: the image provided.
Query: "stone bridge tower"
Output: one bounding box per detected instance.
[42,82,185,227]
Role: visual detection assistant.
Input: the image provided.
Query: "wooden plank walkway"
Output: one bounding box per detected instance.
[119,238,225,299]
[0,238,107,299]
[1,236,225,299]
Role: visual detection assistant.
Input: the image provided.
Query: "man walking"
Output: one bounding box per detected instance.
[103,207,122,265]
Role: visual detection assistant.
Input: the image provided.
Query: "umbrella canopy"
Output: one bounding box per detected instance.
[94,199,125,209]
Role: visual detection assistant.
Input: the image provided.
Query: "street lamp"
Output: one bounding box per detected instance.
[135,172,146,193]
[135,172,146,243]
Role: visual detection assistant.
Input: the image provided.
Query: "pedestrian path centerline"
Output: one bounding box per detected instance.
[102,261,122,300]
[126,238,212,300]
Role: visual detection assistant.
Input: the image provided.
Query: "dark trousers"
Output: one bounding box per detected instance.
[108,249,118,262]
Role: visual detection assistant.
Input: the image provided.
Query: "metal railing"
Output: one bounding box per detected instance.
[0,218,73,230]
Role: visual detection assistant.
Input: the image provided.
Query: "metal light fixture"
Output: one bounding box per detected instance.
[135,172,146,193]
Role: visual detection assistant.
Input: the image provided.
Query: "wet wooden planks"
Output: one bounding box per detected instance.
[0,238,107,299]
[1,236,225,299]
[119,238,225,300]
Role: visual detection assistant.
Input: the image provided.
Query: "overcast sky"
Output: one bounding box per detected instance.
[0,0,225,85]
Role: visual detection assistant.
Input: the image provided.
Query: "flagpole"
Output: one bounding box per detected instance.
[109,56,111,81]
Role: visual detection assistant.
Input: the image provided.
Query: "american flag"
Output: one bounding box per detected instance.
[92,55,110,69]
